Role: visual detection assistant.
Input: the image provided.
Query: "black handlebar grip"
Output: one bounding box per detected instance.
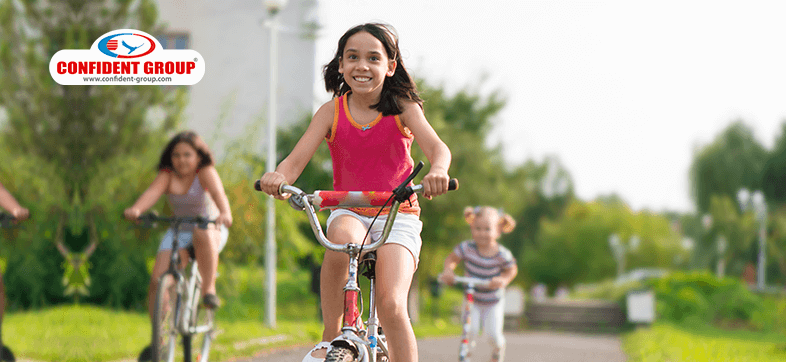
[448,179,459,191]
[254,180,262,191]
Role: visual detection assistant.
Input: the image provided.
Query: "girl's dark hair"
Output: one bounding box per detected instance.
[323,23,422,116]
[157,131,214,171]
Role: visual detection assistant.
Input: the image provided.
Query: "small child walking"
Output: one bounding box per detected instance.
[440,206,518,362]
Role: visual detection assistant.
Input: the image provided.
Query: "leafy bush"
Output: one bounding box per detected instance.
[647,271,767,329]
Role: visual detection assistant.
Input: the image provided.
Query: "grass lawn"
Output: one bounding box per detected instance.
[623,322,786,362]
[0,267,466,362]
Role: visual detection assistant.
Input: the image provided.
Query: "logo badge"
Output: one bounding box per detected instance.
[49,29,204,85]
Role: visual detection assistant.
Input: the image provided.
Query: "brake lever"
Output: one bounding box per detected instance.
[392,161,424,202]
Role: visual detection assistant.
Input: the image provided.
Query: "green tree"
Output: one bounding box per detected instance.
[0,0,184,307]
[762,122,786,204]
[526,199,684,290]
[689,121,768,213]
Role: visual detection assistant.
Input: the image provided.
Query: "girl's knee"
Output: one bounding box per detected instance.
[377,298,409,321]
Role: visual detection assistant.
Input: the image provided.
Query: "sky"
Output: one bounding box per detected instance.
[311,0,786,214]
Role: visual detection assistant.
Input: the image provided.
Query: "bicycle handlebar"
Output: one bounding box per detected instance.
[446,275,492,288]
[253,161,458,255]
[132,213,217,229]
[0,212,18,228]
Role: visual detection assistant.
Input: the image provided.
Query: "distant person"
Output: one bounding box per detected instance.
[124,131,232,361]
[555,285,570,300]
[532,283,547,302]
[257,22,453,362]
[0,181,29,361]
[440,206,518,362]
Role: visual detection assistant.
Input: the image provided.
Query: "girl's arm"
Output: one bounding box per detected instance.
[259,101,334,198]
[400,102,451,198]
[0,182,28,220]
[124,171,170,220]
[438,251,462,285]
[198,165,233,228]
[489,264,518,290]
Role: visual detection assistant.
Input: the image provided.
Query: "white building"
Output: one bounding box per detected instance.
[155,0,318,157]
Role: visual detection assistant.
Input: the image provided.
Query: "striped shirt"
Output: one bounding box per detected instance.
[453,240,516,305]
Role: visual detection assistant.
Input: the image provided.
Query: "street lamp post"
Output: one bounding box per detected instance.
[737,188,767,290]
[263,0,288,329]
[608,234,640,278]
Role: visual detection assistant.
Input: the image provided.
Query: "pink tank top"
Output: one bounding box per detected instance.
[326,94,420,216]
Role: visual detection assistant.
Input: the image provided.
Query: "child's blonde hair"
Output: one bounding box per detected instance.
[463,206,516,234]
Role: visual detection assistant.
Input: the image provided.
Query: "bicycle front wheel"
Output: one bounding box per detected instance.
[325,345,357,362]
[153,273,180,362]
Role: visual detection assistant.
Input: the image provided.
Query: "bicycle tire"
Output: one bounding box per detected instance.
[0,345,14,362]
[152,273,179,362]
[190,274,214,362]
[325,345,356,362]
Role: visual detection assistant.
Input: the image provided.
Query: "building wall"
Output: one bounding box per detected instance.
[155,0,317,156]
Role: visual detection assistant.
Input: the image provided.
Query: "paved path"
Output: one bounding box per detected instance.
[233,331,627,362]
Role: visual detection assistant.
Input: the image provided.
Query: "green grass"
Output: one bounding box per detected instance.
[623,323,786,362]
[0,266,468,361]
[3,304,149,362]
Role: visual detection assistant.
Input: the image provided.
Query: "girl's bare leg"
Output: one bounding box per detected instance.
[375,243,417,362]
[192,227,221,296]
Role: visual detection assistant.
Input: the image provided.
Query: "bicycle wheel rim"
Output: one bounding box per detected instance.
[153,273,179,362]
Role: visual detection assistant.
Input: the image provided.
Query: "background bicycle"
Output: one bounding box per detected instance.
[440,275,490,362]
[135,213,217,362]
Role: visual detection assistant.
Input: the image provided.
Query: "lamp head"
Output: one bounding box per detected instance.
[264,0,289,16]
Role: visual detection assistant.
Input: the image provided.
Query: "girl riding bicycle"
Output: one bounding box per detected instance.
[124,131,232,361]
[0,182,29,222]
[258,22,452,362]
[0,181,28,361]
[440,206,518,362]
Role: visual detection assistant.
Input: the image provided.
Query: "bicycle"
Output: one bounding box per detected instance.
[0,213,19,362]
[441,275,491,362]
[135,213,217,362]
[254,161,457,362]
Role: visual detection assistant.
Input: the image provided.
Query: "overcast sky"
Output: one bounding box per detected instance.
[311,0,786,214]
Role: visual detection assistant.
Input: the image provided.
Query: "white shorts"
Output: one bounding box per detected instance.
[326,209,423,265]
[158,225,229,252]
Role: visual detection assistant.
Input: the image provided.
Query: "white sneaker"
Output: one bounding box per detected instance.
[302,341,332,362]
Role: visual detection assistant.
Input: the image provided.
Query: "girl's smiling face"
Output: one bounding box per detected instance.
[339,31,396,97]
[471,212,502,247]
[171,141,201,176]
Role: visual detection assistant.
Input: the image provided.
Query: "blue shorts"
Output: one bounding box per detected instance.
[158,225,229,252]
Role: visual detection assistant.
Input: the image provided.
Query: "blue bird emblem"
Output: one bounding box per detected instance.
[122,40,143,55]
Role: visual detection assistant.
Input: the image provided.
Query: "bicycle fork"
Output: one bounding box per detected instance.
[332,250,387,362]
[459,287,475,362]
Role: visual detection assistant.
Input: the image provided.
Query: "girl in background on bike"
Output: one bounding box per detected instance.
[0,181,28,360]
[258,22,452,362]
[0,181,29,221]
[124,131,232,361]
[440,206,518,362]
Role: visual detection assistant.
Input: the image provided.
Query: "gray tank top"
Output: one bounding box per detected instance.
[167,175,219,230]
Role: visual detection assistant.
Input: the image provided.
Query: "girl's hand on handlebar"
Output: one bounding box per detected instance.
[11,207,29,221]
[421,169,450,199]
[216,213,233,228]
[258,172,291,200]
[124,207,141,221]
[488,277,505,290]
[438,271,455,286]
